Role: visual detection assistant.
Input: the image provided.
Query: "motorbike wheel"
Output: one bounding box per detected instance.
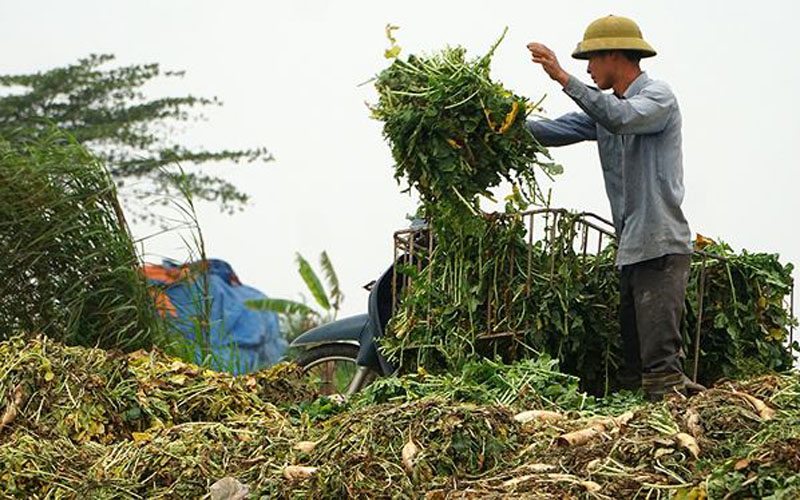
[296,343,376,397]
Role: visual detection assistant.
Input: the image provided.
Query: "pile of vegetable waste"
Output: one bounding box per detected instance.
[0,336,313,446]
[3,336,799,499]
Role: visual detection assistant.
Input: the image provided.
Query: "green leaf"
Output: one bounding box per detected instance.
[296,253,331,311]
[245,298,320,318]
[320,251,343,311]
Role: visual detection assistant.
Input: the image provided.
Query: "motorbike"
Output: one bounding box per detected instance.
[291,261,400,396]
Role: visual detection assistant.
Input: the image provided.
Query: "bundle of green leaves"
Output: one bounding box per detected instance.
[371,29,558,207]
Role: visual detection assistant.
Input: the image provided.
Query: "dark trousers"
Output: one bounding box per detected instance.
[619,254,691,386]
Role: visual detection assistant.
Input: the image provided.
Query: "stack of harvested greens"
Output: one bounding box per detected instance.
[383,211,795,393]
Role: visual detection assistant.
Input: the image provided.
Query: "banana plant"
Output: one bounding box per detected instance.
[247,251,343,341]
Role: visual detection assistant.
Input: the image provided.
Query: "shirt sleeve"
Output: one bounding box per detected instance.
[526,111,597,146]
[563,76,675,135]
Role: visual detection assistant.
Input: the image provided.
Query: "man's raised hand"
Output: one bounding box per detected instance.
[527,42,570,87]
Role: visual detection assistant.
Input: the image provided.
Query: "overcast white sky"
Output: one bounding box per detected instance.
[5,1,799,323]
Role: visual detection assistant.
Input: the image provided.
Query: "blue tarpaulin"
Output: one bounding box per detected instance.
[145,259,287,374]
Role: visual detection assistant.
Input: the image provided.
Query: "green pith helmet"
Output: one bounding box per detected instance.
[572,15,656,60]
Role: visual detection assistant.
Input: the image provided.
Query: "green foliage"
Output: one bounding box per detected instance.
[320,250,343,311]
[0,130,159,350]
[356,355,595,411]
[2,335,800,498]
[247,251,343,341]
[0,54,272,216]
[296,252,331,311]
[371,29,555,208]
[383,211,623,394]
[383,210,795,394]
[286,395,349,425]
[245,297,319,319]
[686,241,797,384]
[371,30,795,396]
[371,34,795,390]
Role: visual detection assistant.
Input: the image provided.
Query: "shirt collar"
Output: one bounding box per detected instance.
[622,72,650,99]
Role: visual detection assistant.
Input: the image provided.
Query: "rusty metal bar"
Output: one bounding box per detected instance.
[580,219,616,238]
[392,227,423,236]
[526,213,534,297]
[581,221,589,256]
[516,209,615,234]
[406,232,414,298]
[507,237,515,322]
[487,255,493,334]
[579,211,615,227]
[692,255,708,382]
[543,210,550,248]
[791,281,795,351]
[427,224,434,329]
[549,211,558,280]
[415,234,423,276]
[392,233,399,313]
[566,216,577,255]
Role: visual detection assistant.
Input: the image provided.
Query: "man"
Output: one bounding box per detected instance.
[526,15,703,401]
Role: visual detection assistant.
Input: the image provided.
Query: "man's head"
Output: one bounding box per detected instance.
[573,15,654,88]
[586,50,642,90]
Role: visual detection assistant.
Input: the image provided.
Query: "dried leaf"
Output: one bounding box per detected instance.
[654,447,675,459]
[521,463,557,473]
[674,432,700,459]
[132,432,152,443]
[0,385,24,430]
[210,476,250,500]
[685,408,702,437]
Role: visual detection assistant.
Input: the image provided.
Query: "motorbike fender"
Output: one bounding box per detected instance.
[289,314,369,347]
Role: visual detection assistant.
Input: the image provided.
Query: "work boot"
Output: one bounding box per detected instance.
[642,372,684,402]
[682,375,707,396]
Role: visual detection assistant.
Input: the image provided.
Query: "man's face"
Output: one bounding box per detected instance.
[586,52,616,90]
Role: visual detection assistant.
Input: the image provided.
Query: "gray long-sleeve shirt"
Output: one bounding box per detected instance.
[527,72,692,266]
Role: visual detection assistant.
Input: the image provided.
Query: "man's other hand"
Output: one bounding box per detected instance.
[527,43,570,87]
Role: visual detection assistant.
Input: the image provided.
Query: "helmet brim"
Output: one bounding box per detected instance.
[572,37,657,60]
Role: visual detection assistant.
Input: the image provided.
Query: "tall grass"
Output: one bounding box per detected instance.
[0,130,159,351]
[143,174,247,373]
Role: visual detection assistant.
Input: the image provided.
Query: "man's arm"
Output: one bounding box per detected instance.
[563,77,674,135]
[526,42,675,135]
[527,111,597,146]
